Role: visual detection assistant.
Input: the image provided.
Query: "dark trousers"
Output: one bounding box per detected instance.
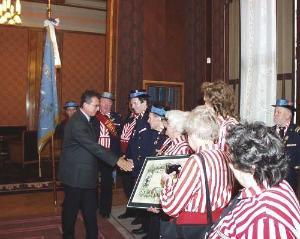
[99,161,114,215]
[118,171,137,216]
[62,185,98,239]
[147,213,160,239]
[286,166,298,193]
[119,170,134,199]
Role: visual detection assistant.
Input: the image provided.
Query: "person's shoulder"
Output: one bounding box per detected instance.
[288,124,300,134]
[69,111,87,126]
[294,126,300,133]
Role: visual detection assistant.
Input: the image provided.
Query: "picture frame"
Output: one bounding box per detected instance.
[143,80,184,110]
[127,154,190,209]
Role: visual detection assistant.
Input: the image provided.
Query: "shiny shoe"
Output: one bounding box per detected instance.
[118,212,134,219]
[132,227,146,235]
[131,217,142,225]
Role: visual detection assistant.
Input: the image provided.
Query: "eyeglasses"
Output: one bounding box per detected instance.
[88,103,100,108]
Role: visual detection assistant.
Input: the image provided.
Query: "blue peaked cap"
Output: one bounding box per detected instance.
[64,101,79,109]
[150,105,166,118]
[272,99,296,112]
[129,89,149,99]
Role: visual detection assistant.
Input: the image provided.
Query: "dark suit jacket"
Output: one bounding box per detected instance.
[284,124,300,168]
[272,124,300,191]
[58,110,118,189]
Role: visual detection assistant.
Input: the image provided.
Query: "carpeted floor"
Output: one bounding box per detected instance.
[110,206,146,239]
[0,213,125,239]
[0,204,146,239]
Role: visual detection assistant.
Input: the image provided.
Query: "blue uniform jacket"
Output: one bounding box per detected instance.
[273,124,300,191]
[126,109,167,177]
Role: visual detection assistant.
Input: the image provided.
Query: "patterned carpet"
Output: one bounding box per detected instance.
[0,214,125,239]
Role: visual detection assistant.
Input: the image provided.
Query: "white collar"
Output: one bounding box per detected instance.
[80,108,90,122]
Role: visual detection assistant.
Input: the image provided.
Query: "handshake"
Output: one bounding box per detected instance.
[117,155,134,171]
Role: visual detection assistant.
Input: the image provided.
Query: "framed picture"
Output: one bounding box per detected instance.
[127,154,190,209]
[143,80,184,110]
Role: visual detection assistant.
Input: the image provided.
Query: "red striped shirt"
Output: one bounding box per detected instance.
[160,135,192,156]
[120,114,138,142]
[98,121,110,149]
[209,180,300,239]
[218,116,238,151]
[160,143,233,220]
[120,114,138,153]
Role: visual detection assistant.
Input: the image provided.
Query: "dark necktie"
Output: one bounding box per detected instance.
[279,127,285,139]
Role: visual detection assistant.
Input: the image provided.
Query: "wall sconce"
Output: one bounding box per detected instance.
[0,0,22,25]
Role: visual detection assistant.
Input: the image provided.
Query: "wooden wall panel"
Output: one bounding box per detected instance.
[116,0,144,116]
[143,0,166,81]
[165,0,185,82]
[61,32,106,105]
[0,26,28,126]
[143,0,185,83]
[212,0,225,81]
[184,0,208,109]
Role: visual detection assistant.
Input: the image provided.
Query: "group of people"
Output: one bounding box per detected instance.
[57,81,300,239]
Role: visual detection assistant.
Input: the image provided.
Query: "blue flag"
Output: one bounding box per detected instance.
[37,29,59,154]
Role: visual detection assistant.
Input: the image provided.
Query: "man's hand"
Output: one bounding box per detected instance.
[117,155,134,171]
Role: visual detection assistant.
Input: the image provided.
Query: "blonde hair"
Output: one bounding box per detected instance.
[184,105,219,140]
[201,81,237,119]
[165,110,189,134]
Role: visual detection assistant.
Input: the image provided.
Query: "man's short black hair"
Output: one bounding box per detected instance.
[80,90,99,107]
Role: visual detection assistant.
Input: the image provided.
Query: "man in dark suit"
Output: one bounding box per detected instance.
[93,92,122,218]
[58,90,133,239]
[272,98,300,193]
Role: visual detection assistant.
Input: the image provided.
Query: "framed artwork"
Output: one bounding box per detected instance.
[143,80,184,110]
[127,154,190,209]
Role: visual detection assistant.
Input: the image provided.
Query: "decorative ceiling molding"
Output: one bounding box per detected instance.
[21,1,106,33]
[64,0,106,10]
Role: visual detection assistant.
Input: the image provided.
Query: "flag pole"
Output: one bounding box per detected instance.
[38,0,60,204]
[51,134,57,206]
[38,154,42,177]
[47,0,57,206]
[47,0,51,19]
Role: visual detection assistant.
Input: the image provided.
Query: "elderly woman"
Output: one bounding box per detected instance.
[158,110,192,156]
[160,105,233,239]
[148,110,192,239]
[201,81,238,151]
[208,122,300,238]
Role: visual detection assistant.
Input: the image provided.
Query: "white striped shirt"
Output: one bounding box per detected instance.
[120,115,137,143]
[209,180,300,239]
[98,121,110,149]
[218,116,238,151]
[160,143,233,218]
[160,135,192,156]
